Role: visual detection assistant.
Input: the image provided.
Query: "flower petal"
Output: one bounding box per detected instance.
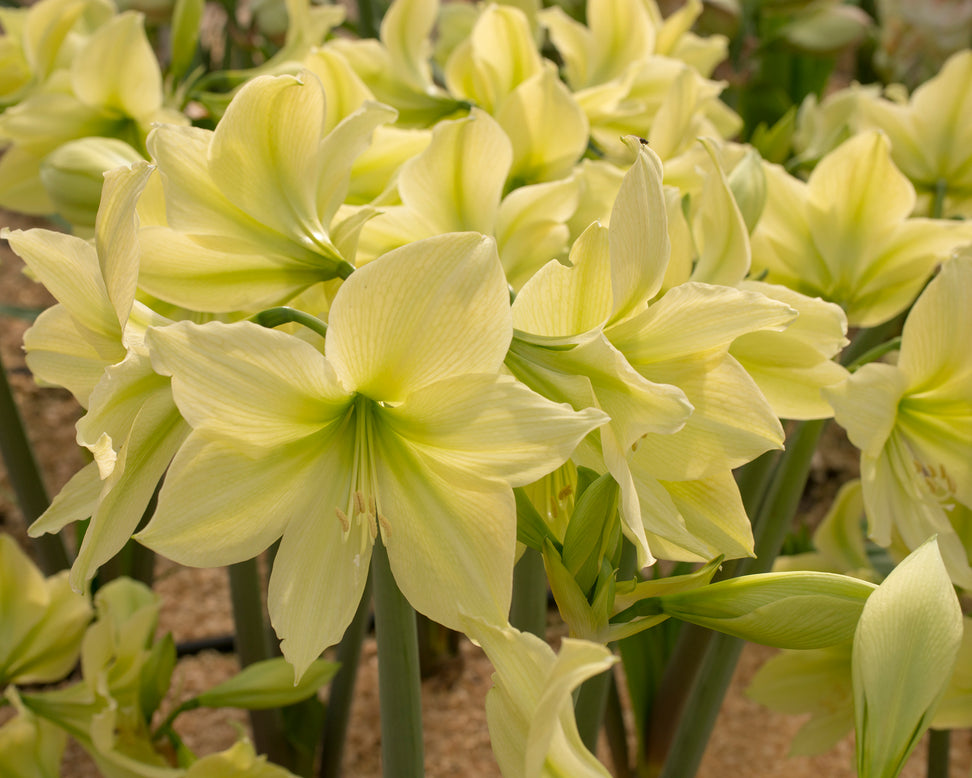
[375,432,516,633]
[208,73,329,246]
[147,321,351,449]
[382,373,607,486]
[268,440,374,680]
[327,232,511,401]
[136,434,317,567]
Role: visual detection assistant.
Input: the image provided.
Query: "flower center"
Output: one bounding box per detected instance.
[913,458,958,504]
[335,396,391,540]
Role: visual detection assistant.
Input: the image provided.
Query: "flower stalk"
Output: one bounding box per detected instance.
[509,547,547,638]
[228,557,293,768]
[320,577,373,778]
[372,534,424,778]
[0,350,69,574]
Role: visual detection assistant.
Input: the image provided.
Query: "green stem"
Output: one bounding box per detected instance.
[575,667,612,753]
[228,558,292,767]
[356,0,379,39]
[932,179,948,219]
[0,349,70,574]
[509,547,547,638]
[840,313,907,368]
[251,307,328,339]
[845,336,902,373]
[319,577,372,778]
[604,672,632,778]
[372,535,424,778]
[927,728,950,778]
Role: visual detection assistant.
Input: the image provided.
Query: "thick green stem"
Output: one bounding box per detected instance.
[927,728,950,778]
[372,535,424,778]
[356,0,379,39]
[0,350,69,574]
[228,557,292,767]
[509,547,547,638]
[840,313,907,369]
[604,672,632,778]
[319,577,372,778]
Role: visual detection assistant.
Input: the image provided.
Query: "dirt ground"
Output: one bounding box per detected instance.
[2,213,970,777]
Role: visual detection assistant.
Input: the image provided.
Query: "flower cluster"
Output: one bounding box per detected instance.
[2,0,971,774]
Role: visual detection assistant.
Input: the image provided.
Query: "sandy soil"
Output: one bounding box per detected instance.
[2,214,969,777]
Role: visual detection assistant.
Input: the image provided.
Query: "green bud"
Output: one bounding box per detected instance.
[543,538,604,641]
[39,138,144,231]
[562,471,619,595]
[658,571,875,649]
[195,656,338,710]
[854,538,963,778]
[727,147,767,233]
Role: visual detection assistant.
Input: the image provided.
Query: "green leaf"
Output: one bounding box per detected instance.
[196,657,338,710]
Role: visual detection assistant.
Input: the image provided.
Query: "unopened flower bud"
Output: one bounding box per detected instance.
[39,138,144,231]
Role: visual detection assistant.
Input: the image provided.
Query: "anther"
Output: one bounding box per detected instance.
[335,508,350,533]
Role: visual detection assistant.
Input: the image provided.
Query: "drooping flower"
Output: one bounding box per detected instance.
[138,233,606,677]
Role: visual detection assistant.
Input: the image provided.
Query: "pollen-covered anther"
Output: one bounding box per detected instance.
[378,513,392,537]
[335,507,351,533]
[558,485,574,502]
[916,460,958,501]
[354,491,367,515]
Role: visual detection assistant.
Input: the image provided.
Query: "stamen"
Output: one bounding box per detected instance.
[378,513,392,537]
[335,508,350,533]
